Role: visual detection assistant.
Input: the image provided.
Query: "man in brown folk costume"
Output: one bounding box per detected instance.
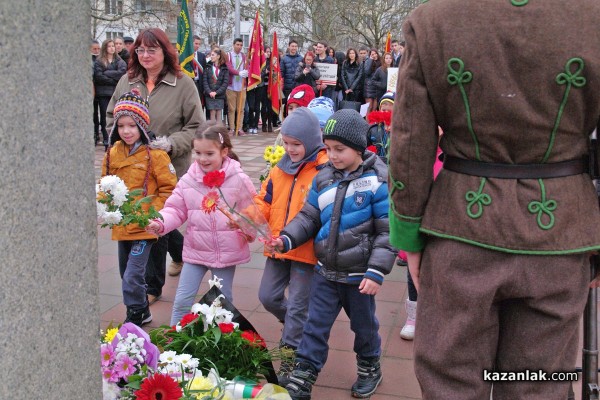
[389,1,600,399]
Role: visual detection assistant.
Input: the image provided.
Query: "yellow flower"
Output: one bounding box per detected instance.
[103,327,119,343]
[188,376,220,399]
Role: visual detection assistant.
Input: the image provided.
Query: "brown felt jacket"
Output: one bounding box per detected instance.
[389,0,600,254]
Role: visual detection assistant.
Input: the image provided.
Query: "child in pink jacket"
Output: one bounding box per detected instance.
[147,121,256,325]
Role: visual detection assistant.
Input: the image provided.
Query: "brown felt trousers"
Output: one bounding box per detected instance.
[414,237,590,400]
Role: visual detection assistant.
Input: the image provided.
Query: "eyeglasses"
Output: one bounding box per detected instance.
[135,47,159,56]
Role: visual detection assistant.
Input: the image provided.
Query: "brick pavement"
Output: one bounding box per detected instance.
[96,131,418,399]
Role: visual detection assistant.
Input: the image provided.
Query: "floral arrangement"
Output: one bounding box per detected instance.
[150,280,277,383]
[260,145,285,182]
[97,175,162,228]
[101,321,290,400]
[199,171,271,242]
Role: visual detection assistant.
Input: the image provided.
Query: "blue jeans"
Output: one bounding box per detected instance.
[170,262,236,326]
[118,240,154,310]
[258,257,314,347]
[296,272,381,372]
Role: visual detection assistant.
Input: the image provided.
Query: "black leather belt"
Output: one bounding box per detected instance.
[443,155,588,179]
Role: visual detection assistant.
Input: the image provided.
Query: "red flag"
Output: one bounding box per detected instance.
[246,11,265,91]
[385,32,392,53]
[268,31,282,115]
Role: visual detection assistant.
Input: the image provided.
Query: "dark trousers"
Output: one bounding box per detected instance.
[145,230,184,297]
[296,272,381,372]
[282,88,292,118]
[93,96,100,135]
[414,237,589,400]
[97,96,111,145]
[407,269,418,301]
[118,239,155,310]
[247,86,268,129]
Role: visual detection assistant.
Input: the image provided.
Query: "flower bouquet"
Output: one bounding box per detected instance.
[150,283,279,383]
[97,175,162,228]
[181,170,271,243]
[101,323,291,399]
[259,145,285,182]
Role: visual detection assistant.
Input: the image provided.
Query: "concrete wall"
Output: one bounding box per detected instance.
[0,2,101,398]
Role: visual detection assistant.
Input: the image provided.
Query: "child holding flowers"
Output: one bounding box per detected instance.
[102,91,177,327]
[254,107,328,386]
[146,121,256,326]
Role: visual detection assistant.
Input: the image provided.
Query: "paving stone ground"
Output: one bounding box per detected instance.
[96,130,593,399]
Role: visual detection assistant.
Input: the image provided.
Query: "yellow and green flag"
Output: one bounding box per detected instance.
[177,0,195,78]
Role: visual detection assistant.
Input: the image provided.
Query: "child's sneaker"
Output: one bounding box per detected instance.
[286,362,317,400]
[125,307,153,327]
[351,356,382,398]
[400,299,417,340]
[277,342,296,388]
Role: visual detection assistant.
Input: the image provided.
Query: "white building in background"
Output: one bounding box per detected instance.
[92,0,311,53]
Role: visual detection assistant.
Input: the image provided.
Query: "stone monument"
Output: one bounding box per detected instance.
[0,2,101,398]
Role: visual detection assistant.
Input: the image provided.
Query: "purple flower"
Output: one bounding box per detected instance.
[102,366,120,383]
[100,343,115,367]
[111,322,159,369]
[114,355,137,379]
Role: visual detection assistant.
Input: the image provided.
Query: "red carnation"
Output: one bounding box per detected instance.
[241,330,267,348]
[134,374,182,400]
[179,313,198,328]
[218,322,235,334]
[203,170,226,188]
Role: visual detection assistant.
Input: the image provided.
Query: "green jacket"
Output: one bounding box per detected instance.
[389,0,600,255]
[107,72,204,178]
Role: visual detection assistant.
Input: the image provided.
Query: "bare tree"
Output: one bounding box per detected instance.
[191,0,234,49]
[91,0,180,39]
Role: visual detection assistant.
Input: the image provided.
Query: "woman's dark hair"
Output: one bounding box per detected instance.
[381,52,393,73]
[211,48,225,66]
[128,28,183,82]
[193,120,239,162]
[369,48,381,72]
[99,39,120,67]
[303,51,315,64]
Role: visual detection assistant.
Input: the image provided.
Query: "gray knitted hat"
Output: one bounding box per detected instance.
[280,107,323,156]
[322,109,369,152]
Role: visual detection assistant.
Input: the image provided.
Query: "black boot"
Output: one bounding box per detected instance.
[277,342,296,387]
[286,362,317,400]
[267,120,273,132]
[351,356,382,398]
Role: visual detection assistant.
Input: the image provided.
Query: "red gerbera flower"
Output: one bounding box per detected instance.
[134,373,182,400]
[179,313,198,328]
[241,330,267,348]
[218,322,235,334]
[201,191,220,213]
[203,170,226,188]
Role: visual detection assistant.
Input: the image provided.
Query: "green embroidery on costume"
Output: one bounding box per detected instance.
[447,58,479,160]
[511,0,529,6]
[448,58,492,219]
[528,179,557,230]
[542,58,586,163]
[465,177,492,219]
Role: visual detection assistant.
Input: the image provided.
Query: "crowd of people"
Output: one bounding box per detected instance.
[92,1,600,397]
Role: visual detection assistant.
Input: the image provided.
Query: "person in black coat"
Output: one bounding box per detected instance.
[294,51,321,97]
[114,37,130,65]
[372,52,394,105]
[363,49,382,114]
[341,48,364,102]
[203,48,229,121]
[93,39,127,149]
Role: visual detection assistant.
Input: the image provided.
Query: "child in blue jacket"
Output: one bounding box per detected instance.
[268,109,397,400]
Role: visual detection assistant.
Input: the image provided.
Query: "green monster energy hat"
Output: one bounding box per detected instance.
[322,109,369,152]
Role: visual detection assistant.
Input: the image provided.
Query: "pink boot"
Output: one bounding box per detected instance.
[400,299,417,340]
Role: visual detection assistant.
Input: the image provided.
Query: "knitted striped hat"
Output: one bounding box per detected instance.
[109,90,151,145]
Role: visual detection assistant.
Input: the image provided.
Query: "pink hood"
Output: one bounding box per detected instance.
[157,157,256,268]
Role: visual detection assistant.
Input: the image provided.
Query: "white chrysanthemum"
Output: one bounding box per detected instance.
[208,275,223,289]
[97,202,108,218]
[175,353,193,367]
[102,211,123,225]
[111,184,129,206]
[102,380,122,400]
[100,175,123,192]
[160,350,178,364]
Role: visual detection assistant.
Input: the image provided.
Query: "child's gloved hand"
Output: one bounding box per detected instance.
[145,220,161,235]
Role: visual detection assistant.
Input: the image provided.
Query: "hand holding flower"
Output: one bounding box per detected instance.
[264,236,284,254]
[146,220,161,235]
